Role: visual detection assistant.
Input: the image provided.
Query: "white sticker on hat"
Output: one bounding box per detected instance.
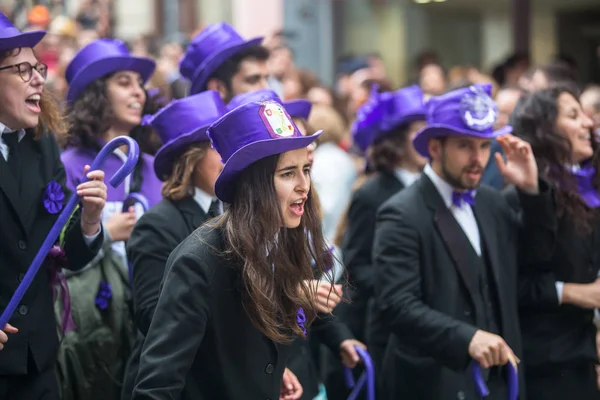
[261,102,295,138]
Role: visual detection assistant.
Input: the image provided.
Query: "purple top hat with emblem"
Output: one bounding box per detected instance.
[352,84,427,153]
[208,100,322,203]
[412,83,512,158]
[143,90,226,180]
[66,38,156,103]
[0,13,46,51]
[179,23,263,96]
[227,89,312,120]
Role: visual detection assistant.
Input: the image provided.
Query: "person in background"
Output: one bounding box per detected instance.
[581,85,600,139]
[0,13,106,399]
[482,86,525,190]
[122,90,227,400]
[509,86,600,400]
[179,22,270,102]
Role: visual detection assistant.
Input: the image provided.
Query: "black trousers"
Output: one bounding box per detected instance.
[526,362,600,400]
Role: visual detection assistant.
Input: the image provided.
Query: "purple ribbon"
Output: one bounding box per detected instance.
[47,245,76,336]
[570,165,600,208]
[296,307,306,335]
[452,190,476,207]
[0,136,140,329]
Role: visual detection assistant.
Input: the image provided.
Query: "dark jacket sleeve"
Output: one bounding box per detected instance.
[310,313,354,355]
[127,209,181,335]
[342,189,378,297]
[132,245,211,400]
[374,202,478,371]
[51,136,102,270]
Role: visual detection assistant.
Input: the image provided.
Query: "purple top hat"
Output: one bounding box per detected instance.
[352,84,427,153]
[66,38,156,103]
[0,13,46,52]
[412,83,512,158]
[143,90,226,180]
[227,89,312,120]
[208,100,322,203]
[180,23,263,96]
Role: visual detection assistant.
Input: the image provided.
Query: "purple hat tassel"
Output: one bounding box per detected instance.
[0,136,140,329]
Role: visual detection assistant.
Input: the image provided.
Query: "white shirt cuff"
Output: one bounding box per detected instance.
[556,281,564,304]
[83,227,101,247]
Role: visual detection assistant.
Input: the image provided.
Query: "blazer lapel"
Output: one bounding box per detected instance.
[420,176,478,304]
[19,136,42,233]
[174,196,209,232]
[0,152,28,233]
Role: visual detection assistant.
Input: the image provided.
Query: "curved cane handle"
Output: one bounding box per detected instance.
[472,360,518,400]
[0,136,139,328]
[343,346,376,400]
[122,192,150,213]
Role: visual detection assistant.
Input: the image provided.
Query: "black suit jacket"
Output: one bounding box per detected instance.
[373,174,555,400]
[132,224,293,400]
[0,132,102,375]
[122,196,212,400]
[505,186,600,371]
[340,171,405,343]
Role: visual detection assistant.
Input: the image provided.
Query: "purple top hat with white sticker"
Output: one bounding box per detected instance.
[66,38,156,103]
[179,23,263,96]
[412,83,512,158]
[0,13,46,51]
[227,89,312,120]
[352,84,427,152]
[208,100,322,203]
[143,90,226,180]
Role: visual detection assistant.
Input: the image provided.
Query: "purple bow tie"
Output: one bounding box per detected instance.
[452,190,476,207]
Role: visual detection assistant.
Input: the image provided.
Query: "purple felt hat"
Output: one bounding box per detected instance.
[352,84,427,153]
[412,83,512,158]
[180,23,263,96]
[143,90,226,180]
[227,89,312,120]
[66,38,156,103]
[0,13,46,52]
[208,100,322,203]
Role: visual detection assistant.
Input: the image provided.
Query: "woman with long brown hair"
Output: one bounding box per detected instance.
[0,13,107,399]
[133,100,332,400]
[509,86,600,399]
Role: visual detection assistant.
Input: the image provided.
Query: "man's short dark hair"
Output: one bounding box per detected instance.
[203,45,270,92]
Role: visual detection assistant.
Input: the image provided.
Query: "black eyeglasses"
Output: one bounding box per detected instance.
[0,62,48,82]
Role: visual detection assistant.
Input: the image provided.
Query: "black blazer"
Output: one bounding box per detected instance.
[340,171,405,343]
[132,224,294,400]
[122,196,212,400]
[0,132,102,375]
[373,174,556,400]
[506,186,600,371]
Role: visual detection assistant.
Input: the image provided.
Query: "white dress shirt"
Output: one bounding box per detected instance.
[423,163,481,256]
[394,168,421,188]
[193,187,221,215]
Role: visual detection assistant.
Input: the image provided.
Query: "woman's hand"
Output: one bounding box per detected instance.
[77,165,107,236]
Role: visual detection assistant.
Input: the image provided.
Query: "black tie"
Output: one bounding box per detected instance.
[208,200,220,218]
[4,133,21,183]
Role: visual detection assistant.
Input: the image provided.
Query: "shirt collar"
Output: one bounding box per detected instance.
[423,163,477,209]
[193,187,217,214]
[394,168,421,187]
[0,121,26,143]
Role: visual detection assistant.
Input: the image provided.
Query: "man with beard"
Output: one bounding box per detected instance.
[373,84,556,400]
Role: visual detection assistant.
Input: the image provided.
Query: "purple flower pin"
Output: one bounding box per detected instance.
[297,307,307,335]
[95,281,113,311]
[43,181,65,214]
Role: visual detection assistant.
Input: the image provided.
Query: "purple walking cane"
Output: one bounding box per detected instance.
[0,136,140,329]
[343,346,375,400]
[472,360,519,400]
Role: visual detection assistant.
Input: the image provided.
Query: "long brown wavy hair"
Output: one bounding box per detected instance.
[213,153,334,344]
[511,85,600,234]
[161,142,209,200]
[0,48,68,138]
[64,75,163,153]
